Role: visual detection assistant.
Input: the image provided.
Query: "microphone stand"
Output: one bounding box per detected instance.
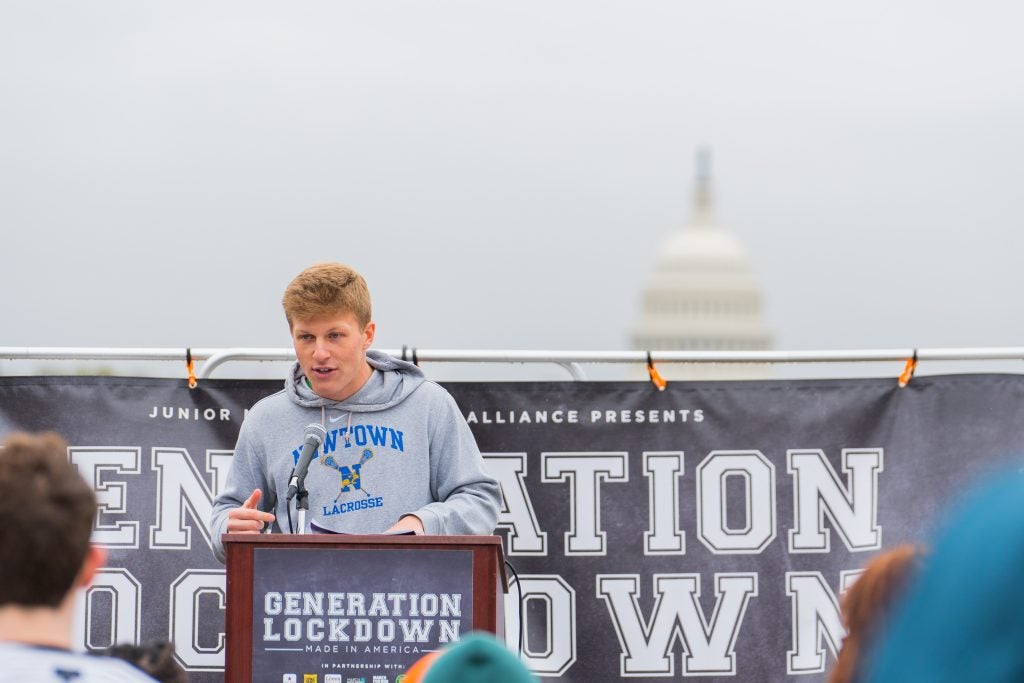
[295,485,309,535]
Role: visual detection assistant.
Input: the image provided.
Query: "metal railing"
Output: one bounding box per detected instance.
[2,346,1023,380]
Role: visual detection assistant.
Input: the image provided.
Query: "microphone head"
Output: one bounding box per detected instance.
[304,422,327,446]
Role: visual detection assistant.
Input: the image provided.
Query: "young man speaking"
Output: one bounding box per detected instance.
[210,263,501,562]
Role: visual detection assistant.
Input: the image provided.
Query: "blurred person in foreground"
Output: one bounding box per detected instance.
[0,431,156,682]
[866,470,1024,682]
[209,263,501,562]
[828,544,922,683]
[404,632,538,683]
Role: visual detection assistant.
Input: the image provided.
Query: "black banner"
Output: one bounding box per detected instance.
[2,374,1023,682]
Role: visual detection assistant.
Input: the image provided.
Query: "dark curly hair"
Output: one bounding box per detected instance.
[102,640,189,683]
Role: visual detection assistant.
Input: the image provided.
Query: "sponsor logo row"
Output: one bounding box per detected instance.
[284,675,400,683]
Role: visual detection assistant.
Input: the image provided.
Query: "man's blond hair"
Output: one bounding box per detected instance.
[282,263,372,328]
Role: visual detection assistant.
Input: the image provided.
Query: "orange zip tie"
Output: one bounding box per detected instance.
[186,348,198,389]
[646,352,667,391]
[898,350,918,388]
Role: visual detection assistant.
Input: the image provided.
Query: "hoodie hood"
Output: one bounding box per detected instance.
[286,349,426,412]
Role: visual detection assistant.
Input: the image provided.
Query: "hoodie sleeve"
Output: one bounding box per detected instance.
[412,388,501,536]
[209,421,273,563]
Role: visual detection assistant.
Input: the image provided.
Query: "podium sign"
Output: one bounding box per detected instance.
[225,535,504,683]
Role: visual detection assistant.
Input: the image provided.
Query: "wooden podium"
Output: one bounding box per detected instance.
[223,534,506,683]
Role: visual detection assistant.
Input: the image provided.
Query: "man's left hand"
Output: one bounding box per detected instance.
[387,515,424,534]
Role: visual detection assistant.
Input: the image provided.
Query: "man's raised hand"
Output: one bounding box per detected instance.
[226,488,276,533]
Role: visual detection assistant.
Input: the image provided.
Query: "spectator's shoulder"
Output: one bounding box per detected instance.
[0,644,159,683]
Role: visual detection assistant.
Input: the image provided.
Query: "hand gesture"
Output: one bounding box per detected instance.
[226,489,276,533]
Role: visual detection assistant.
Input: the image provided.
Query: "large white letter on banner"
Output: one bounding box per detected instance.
[170,570,226,671]
[150,449,233,551]
[543,453,628,556]
[69,448,140,548]
[504,575,576,676]
[73,568,141,650]
[596,573,758,676]
[643,452,686,555]
[786,572,845,675]
[484,453,548,556]
[697,451,776,554]
[788,449,884,553]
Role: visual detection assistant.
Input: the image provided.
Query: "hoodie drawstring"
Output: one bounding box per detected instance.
[324,406,354,446]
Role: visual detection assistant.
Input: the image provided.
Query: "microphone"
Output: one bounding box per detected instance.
[286,423,328,502]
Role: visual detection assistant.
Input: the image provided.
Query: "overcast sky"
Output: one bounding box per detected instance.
[2,1,1023,375]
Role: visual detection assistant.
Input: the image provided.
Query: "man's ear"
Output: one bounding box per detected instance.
[78,546,107,589]
[363,321,376,349]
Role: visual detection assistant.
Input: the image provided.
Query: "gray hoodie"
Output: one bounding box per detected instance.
[209,350,501,562]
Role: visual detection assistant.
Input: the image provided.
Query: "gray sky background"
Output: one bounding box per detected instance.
[3,1,1023,372]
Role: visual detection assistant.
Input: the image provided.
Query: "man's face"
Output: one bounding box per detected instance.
[291,311,376,402]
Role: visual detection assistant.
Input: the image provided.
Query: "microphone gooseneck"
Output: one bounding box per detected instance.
[286,423,328,502]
